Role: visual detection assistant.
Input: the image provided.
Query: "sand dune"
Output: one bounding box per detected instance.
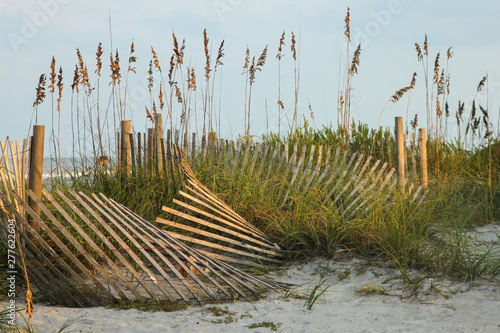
[9,254,499,333]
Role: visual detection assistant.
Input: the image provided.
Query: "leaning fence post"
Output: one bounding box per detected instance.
[418,128,428,188]
[28,125,45,231]
[395,117,405,191]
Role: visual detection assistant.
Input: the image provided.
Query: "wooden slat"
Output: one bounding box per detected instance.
[97,194,220,302]
[27,190,124,301]
[157,216,279,257]
[178,189,274,246]
[78,191,184,302]
[170,199,278,251]
[167,232,283,264]
[50,189,146,302]
[5,191,104,305]
[69,189,178,301]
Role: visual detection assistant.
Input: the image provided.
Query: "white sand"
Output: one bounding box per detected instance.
[5,255,498,333]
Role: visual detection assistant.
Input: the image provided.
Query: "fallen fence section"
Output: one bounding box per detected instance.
[0,188,281,307]
[156,147,284,270]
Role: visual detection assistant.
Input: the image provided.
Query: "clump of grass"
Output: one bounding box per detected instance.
[248,321,282,331]
[355,284,387,296]
[303,279,329,310]
[107,300,188,312]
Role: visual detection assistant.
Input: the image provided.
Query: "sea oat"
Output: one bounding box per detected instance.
[423,34,428,56]
[159,86,165,110]
[215,40,225,69]
[128,40,137,74]
[48,57,56,93]
[95,42,103,76]
[345,7,350,41]
[410,72,417,88]
[277,31,285,60]
[350,44,361,75]
[71,64,79,92]
[410,113,418,130]
[433,52,440,84]
[204,28,211,81]
[57,66,63,112]
[477,75,487,93]
[242,47,250,74]
[147,60,154,92]
[415,43,423,62]
[33,74,46,107]
[447,47,453,60]
[176,85,183,104]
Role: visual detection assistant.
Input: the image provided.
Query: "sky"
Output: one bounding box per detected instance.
[1,0,500,157]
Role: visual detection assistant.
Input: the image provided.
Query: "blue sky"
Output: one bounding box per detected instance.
[1,0,499,156]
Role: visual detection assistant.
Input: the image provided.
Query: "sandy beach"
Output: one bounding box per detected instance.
[5,252,497,333]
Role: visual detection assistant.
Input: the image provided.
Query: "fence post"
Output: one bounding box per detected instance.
[155,113,163,173]
[419,128,428,188]
[120,120,131,181]
[395,117,405,191]
[28,125,45,231]
[147,128,155,174]
[409,132,417,181]
[191,132,196,162]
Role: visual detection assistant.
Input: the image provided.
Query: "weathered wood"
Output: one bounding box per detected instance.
[28,190,124,301]
[271,150,288,189]
[155,114,164,172]
[28,125,44,230]
[231,141,243,179]
[108,196,266,300]
[97,193,214,302]
[248,143,261,175]
[129,133,136,175]
[295,145,316,191]
[49,189,146,302]
[178,190,272,245]
[281,145,307,206]
[120,120,131,178]
[171,199,278,250]
[157,215,278,257]
[419,128,428,188]
[11,191,108,304]
[67,190,172,301]
[410,132,417,181]
[191,132,196,162]
[395,117,405,191]
[137,132,142,169]
[41,190,133,302]
[81,191,183,302]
